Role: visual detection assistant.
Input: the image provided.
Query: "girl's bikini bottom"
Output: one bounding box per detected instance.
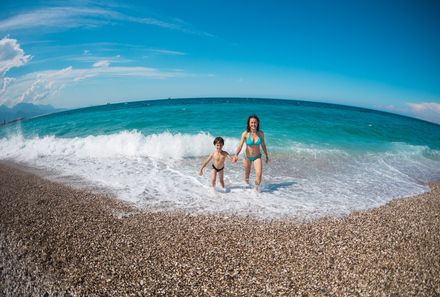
[246,154,262,161]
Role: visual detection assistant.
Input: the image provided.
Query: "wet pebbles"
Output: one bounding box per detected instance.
[1,163,439,296]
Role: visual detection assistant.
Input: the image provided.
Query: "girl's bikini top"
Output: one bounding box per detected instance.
[246,132,261,146]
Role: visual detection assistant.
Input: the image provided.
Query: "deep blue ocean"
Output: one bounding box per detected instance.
[1,98,439,219]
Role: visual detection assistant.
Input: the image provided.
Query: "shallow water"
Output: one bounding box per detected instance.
[1,98,439,218]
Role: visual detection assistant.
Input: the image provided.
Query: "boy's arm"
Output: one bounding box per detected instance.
[199,153,213,175]
[223,151,234,162]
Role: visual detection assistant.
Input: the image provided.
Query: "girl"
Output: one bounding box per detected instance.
[233,115,269,191]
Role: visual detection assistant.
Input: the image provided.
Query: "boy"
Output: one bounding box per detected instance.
[198,137,235,192]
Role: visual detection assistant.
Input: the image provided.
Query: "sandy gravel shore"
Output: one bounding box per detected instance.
[1,162,439,296]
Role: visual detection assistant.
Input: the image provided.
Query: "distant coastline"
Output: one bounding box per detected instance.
[0,103,66,126]
[0,117,25,126]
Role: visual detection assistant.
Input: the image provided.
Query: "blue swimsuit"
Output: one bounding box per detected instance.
[246,132,262,161]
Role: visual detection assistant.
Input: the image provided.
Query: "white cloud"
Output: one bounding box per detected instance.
[0,77,15,97]
[0,7,119,31]
[0,36,187,106]
[408,102,440,113]
[0,6,214,37]
[0,37,31,75]
[93,60,110,67]
[3,69,70,106]
[0,37,31,104]
[376,104,407,114]
[1,65,186,106]
[379,104,396,110]
[149,49,186,56]
[407,102,440,124]
[68,54,130,64]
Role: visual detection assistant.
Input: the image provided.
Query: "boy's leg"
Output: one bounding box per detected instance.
[210,169,217,190]
[253,158,263,191]
[243,158,251,184]
[219,170,225,189]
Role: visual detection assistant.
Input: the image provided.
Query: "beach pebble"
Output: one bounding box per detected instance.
[1,163,439,296]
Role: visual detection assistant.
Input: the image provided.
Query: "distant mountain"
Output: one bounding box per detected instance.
[0,103,66,124]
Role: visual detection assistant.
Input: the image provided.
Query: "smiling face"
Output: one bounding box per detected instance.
[213,137,225,151]
[248,117,259,132]
[215,142,223,152]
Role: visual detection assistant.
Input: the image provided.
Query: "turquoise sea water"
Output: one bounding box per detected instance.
[1,98,439,218]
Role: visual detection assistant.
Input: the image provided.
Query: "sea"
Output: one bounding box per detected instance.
[1,98,439,219]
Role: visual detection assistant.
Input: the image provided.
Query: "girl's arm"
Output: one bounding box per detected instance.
[260,131,269,163]
[234,131,247,161]
[199,153,213,175]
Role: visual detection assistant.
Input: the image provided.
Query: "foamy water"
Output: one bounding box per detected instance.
[1,127,438,219]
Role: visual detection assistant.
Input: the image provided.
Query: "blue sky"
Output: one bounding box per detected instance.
[0,0,439,123]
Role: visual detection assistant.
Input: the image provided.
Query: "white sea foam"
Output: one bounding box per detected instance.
[0,131,238,160]
[1,131,439,219]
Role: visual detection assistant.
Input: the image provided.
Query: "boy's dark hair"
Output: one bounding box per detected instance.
[246,114,260,132]
[213,137,224,145]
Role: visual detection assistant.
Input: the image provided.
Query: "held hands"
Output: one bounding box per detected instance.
[232,155,238,163]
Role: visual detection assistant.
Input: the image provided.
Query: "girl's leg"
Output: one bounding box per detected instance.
[219,170,225,190]
[243,158,251,184]
[210,169,217,190]
[253,158,263,191]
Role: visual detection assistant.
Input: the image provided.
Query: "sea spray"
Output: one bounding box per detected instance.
[1,98,439,218]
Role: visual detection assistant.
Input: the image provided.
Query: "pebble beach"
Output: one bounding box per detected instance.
[1,162,439,296]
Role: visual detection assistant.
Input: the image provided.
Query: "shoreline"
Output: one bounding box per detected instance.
[1,162,439,296]
[1,160,435,222]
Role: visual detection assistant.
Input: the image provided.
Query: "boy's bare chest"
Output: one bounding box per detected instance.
[213,153,225,161]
